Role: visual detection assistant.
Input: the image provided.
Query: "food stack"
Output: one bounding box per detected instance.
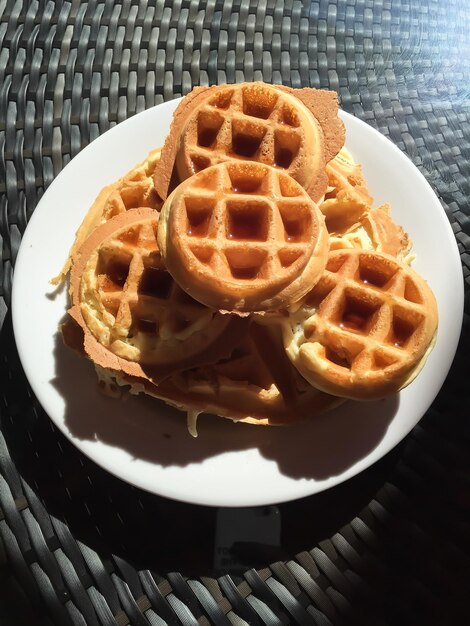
[58,82,438,433]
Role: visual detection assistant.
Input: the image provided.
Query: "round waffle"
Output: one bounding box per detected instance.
[176,82,326,198]
[68,208,242,381]
[52,147,162,285]
[153,82,345,203]
[158,161,330,313]
[283,248,438,399]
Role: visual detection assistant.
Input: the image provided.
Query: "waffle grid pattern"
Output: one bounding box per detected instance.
[90,218,169,348]
[179,162,313,285]
[81,212,217,365]
[300,250,433,388]
[1,0,470,624]
[183,84,308,175]
[101,158,163,221]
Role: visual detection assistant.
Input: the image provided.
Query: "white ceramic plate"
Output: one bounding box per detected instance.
[12,99,463,507]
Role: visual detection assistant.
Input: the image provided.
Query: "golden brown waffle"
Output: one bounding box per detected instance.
[99,148,163,220]
[328,205,413,261]
[324,146,373,203]
[67,208,244,382]
[283,248,438,400]
[158,161,330,313]
[320,147,373,234]
[153,82,345,203]
[176,83,326,195]
[319,148,412,260]
[52,147,162,285]
[109,321,342,426]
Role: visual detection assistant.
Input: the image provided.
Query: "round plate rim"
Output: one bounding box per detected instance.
[11,98,464,507]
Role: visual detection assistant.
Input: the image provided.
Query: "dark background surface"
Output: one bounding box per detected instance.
[1,1,470,624]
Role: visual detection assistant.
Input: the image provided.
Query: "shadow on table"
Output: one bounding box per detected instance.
[1,314,401,575]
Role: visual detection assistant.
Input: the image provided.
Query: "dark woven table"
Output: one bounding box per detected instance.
[1,1,469,624]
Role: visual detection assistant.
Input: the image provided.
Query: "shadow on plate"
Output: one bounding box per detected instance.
[1,313,404,575]
[52,329,398,482]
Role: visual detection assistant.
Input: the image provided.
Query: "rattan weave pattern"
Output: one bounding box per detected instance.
[1,0,469,625]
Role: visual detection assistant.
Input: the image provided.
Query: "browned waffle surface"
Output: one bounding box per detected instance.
[158,161,329,312]
[68,208,241,382]
[286,249,438,399]
[154,82,344,202]
[176,83,327,189]
[1,0,470,625]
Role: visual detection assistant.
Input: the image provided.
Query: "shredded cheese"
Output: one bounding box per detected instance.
[187,408,202,438]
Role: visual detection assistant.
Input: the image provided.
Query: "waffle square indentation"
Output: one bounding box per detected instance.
[278,201,310,242]
[231,119,266,158]
[227,200,269,241]
[242,85,278,119]
[274,128,301,168]
[139,266,173,299]
[224,248,267,279]
[197,110,224,148]
[185,195,215,237]
[358,255,397,288]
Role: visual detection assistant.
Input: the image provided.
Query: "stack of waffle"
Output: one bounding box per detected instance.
[59,82,438,433]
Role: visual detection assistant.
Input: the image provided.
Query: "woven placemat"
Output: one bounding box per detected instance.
[1,1,470,625]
